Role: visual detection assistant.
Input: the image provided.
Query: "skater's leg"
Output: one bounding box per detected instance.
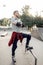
[12,44,17,57]
[21,33,33,51]
[25,34,31,48]
[21,33,31,47]
[12,38,18,62]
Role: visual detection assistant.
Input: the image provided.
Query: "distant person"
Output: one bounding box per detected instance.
[8,10,33,63]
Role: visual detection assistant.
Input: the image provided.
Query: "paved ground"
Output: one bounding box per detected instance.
[0,30,43,65]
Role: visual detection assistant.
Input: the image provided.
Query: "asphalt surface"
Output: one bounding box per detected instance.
[0,30,43,65]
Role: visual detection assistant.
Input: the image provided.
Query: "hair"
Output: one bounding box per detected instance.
[13,10,18,15]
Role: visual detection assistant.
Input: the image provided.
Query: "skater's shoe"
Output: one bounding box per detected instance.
[12,56,16,63]
[27,46,33,50]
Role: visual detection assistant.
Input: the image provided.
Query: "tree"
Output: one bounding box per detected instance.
[21,5,43,28]
[21,5,34,28]
[0,19,3,25]
[2,18,8,26]
[22,5,30,15]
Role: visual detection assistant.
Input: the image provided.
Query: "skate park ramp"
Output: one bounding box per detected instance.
[0,31,8,37]
[38,28,43,41]
[31,27,43,41]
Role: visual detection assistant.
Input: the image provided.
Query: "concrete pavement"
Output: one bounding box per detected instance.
[0,31,43,65]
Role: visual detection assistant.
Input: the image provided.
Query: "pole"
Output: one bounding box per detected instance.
[29,50,37,65]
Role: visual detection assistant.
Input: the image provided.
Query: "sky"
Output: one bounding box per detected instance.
[0,0,43,19]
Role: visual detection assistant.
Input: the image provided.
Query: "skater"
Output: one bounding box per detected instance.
[8,10,33,63]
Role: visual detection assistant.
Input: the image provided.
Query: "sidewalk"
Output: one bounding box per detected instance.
[0,31,43,65]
